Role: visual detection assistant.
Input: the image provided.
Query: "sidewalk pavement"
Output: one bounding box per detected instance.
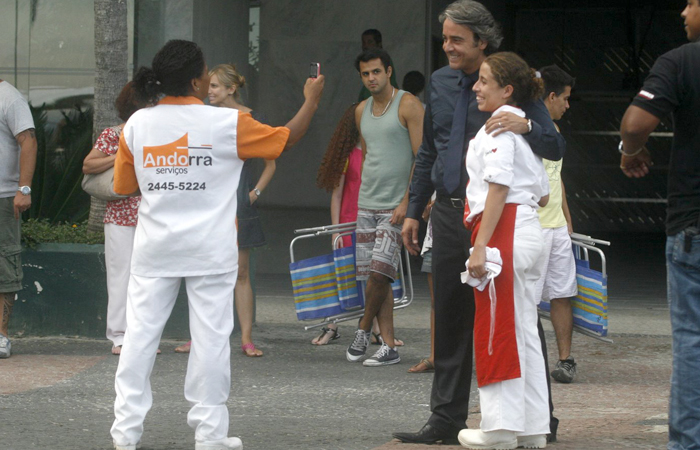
[0,232,673,450]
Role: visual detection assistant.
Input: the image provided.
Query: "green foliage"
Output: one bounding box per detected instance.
[27,104,93,224]
[21,219,104,248]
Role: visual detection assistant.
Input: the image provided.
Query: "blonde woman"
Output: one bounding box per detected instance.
[174,64,275,357]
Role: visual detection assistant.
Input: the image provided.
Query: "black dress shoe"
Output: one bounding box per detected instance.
[393,423,460,445]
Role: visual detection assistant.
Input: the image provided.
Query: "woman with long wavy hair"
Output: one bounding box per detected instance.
[313,104,404,348]
[311,103,361,345]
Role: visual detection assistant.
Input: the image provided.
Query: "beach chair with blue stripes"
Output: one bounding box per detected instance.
[538,233,613,344]
[289,222,413,332]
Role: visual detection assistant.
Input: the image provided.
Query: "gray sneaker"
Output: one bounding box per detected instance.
[0,333,11,359]
[346,329,371,362]
[551,357,577,383]
[363,342,400,366]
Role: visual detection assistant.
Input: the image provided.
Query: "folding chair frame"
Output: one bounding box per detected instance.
[538,232,614,344]
[290,222,414,331]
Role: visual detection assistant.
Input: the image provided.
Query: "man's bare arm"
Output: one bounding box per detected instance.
[619,105,660,178]
[283,75,325,149]
[13,128,38,218]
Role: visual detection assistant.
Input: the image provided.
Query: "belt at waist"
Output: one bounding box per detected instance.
[436,194,465,209]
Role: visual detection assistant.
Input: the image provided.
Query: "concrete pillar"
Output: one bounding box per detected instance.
[135,0,249,76]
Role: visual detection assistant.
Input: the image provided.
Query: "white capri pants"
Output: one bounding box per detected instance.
[111,270,236,446]
[104,223,136,347]
[534,225,577,303]
[478,220,550,436]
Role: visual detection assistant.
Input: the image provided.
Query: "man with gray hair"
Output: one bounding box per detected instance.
[396,0,564,446]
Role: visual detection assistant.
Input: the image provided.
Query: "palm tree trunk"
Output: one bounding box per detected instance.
[89,0,128,233]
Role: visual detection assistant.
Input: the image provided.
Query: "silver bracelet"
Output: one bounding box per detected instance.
[618,141,644,157]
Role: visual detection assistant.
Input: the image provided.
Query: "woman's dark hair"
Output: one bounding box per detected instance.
[316,103,360,192]
[484,52,543,106]
[133,39,206,100]
[114,81,151,122]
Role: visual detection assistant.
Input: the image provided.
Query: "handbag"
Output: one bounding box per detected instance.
[81,166,129,202]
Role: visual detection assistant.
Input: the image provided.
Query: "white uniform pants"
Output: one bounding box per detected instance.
[104,223,136,347]
[111,271,236,446]
[479,221,550,436]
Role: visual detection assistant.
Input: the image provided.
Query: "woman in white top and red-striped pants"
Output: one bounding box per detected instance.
[459,52,551,450]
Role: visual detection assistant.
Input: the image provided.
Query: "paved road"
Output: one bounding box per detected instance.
[0,232,673,449]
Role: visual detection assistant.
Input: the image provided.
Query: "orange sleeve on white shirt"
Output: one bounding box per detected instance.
[236,111,290,160]
[113,132,139,195]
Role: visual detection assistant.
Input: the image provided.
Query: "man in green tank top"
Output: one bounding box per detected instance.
[345,48,424,367]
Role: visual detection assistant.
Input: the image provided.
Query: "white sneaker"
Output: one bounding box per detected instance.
[0,333,11,358]
[517,434,546,448]
[195,437,243,450]
[458,429,517,449]
[113,441,141,450]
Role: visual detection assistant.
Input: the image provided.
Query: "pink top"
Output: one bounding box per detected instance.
[339,146,363,247]
[95,126,141,227]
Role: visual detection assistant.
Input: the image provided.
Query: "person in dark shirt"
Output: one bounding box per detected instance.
[394,0,564,446]
[619,1,700,448]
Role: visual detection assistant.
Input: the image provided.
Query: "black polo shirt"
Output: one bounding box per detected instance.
[632,41,700,235]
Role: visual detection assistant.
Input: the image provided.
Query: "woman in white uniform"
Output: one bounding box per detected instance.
[458,52,550,450]
[109,39,324,450]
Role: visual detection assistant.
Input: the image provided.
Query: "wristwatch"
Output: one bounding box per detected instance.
[17,186,31,195]
[253,188,261,197]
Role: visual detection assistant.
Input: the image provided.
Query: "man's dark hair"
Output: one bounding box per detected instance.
[402,71,425,96]
[354,48,392,73]
[539,64,575,99]
[362,29,383,46]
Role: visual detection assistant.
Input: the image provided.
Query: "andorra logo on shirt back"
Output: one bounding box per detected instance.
[143,133,213,175]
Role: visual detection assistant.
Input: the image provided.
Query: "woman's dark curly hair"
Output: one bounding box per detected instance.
[316,103,360,192]
[132,39,206,101]
[484,52,543,106]
[115,81,152,122]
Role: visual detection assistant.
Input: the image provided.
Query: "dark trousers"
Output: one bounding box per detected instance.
[426,199,557,435]
[427,200,475,433]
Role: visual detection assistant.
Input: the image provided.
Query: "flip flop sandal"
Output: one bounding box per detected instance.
[408,358,435,373]
[312,327,340,345]
[241,343,263,357]
[372,332,404,347]
[174,341,191,353]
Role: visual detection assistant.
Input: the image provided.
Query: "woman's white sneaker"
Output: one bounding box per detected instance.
[457,429,517,449]
[195,437,243,450]
[517,434,547,448]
